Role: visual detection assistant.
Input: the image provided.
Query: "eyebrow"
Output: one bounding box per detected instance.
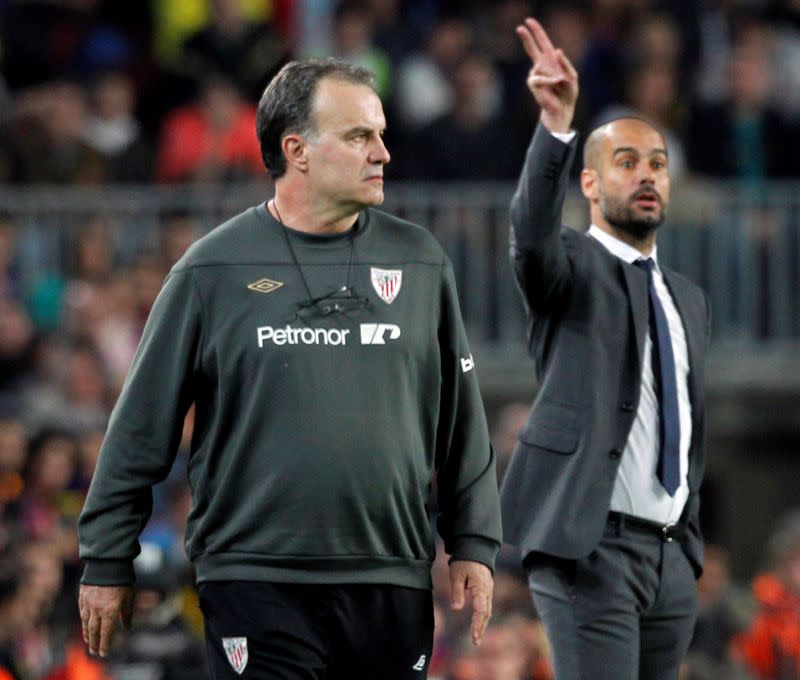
[345,126,386,136]
[613,147,669,157]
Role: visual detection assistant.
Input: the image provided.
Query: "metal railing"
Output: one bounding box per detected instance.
[2,180,800,356]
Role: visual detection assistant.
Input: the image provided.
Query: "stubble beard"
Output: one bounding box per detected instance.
[600,192,666,241]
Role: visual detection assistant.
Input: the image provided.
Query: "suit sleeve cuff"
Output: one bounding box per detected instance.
[81,559,136,586]
[447,537,500,574]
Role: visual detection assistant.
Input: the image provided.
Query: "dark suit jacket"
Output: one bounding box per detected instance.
[499,124,711,576]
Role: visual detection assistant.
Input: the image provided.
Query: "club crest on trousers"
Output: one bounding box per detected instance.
[370,267,403,304]
[222,637,248,675]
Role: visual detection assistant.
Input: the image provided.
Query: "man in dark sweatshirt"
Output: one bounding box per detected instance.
[77,57,502,679]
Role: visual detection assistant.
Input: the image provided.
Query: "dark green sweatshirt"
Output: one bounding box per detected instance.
[79,204,501,589]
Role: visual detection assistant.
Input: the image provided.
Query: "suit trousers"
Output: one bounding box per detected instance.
[525,517,698,680]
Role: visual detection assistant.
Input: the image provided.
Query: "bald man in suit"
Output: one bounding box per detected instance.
[500,18,711,680]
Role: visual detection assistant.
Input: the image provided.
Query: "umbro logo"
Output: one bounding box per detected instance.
[412,654,426,671]
[247,277,283,294]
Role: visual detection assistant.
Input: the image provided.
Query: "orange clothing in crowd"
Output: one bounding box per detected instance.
[732,573,800,679]
[156,103,263,182]
[43,640,111,680]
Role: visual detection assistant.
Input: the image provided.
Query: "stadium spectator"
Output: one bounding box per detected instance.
[83,70,153,182]
[0,418,27,516]
[155,75,263,182]
[0,299,35,414]
[628,12,682,71]
[152,0,274,70]
[85,273,140,392]
[24,344,110,437]
[409,52,524,180]
[328,2,392,100]
[13,82,110,184]
[686,544,755,679]
[450,619,530,680]
[159,212,199,271]
[770,0,800,118]
[508,611,554,680]
[392,15,472,131]
[0,559,31,680]
[733,510,800,679]
[575,0,628,123]
[18,432,80,550]
[596,59,688,182]
[687,26,800,180]
[0,221,20,302]
[12,538,67,679]
[368,0,423,64]
[179,0,287,103]
[0,2,97,90]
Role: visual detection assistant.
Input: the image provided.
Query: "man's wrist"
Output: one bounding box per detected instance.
[540,111,574,136]
[81,558,136,586]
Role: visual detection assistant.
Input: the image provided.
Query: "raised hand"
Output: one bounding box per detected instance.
[517,17,579,133]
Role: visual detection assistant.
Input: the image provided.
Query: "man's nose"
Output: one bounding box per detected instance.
[370,136,391,165]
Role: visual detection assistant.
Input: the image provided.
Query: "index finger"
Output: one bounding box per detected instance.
[470,592,491,645]
[524,17,557,56]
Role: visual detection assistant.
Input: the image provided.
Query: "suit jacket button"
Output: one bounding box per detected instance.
[609,448,622,459]
[620,401,634,412]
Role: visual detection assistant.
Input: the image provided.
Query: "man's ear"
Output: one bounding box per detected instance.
[282,133,309,173]
[580,168,599,202]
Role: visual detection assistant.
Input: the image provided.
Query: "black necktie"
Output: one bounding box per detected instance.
[634,258,681,496]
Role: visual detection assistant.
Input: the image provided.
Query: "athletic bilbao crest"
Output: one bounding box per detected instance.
[222,637,248,675]
[370,267,403,304]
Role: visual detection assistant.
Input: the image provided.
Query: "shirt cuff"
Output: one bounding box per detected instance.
[550,129,577,144]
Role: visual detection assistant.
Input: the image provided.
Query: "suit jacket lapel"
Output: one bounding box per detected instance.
[620,262,649,370]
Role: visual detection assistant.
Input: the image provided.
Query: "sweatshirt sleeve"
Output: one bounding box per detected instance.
[434,256,502,572]
[78,268,203,585]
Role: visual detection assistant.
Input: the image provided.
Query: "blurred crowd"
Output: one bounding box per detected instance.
[1,0,800,679]
[0,0,799,185]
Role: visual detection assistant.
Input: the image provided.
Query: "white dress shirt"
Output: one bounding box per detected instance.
[588,226,692,524]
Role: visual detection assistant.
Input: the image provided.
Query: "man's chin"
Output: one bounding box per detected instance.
[364,191,385,206]
[607,211,664,240]
[630,206,665,228]
[620,220,661,241]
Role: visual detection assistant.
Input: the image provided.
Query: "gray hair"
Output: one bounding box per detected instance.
[256,58,378,179]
